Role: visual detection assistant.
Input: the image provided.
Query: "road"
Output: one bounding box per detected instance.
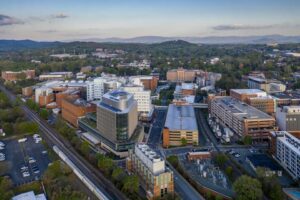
[0,84,127,200]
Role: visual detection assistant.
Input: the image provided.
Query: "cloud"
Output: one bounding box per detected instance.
[37,29,58,33]
[212,24,274,31]
[0,14,23,26]
[51,13,69,19]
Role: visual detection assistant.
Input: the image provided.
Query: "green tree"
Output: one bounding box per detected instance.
[243,135,252,145]
[122,175,139,193]
[112,167,125,181]
[214,153,228,167]
[39,108,49,120]
[16,121,39,134]
[80,141,90,157]
[181,138,187,146]
[167,155,179,168]
[97,154,114,175]
[233,175,263,200]
[2,122,13,135]
[0,176,14,200]
[225,166,233,178]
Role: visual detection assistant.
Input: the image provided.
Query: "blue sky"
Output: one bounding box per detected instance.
[0,0,300,40]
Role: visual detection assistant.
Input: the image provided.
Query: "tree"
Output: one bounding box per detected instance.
[97,154,114,175]
[167,155,179,168]
[233,175,263,200]
[122,175,139,193]
[181,138,187,146]
[214,153,228,167]
[80,141,90,157]
[0,176,14,200]
[225,166,233,178]
[112,167,125,181]
[2,122,13,135]
[15,122,39,134]
[243,135,252,145]
[39,108,49,120]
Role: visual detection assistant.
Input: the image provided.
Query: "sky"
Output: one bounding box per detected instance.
[0,0,300,41]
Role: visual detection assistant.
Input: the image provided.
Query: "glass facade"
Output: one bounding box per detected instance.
[116,113,128,140]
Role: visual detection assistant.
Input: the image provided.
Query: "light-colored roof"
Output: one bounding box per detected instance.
[165,104,198,131]
[12,191,47,200]
[214,97,273,120]
[231,89,266,95]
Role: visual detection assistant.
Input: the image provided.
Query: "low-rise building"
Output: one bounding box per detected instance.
[271,91,300,107]
[22,86,33,97]
[62,97,96,127]
[270,131,300,180]
[1,69,35,81]
[12,191,47,200]
[276,106,300,132]
[129,75,158,91]
[187,150,211,161]
[127,144,174,199]
[209,96,276,140]
[163,104,198,148]
[247,76,286,93]
[39,72,73,80]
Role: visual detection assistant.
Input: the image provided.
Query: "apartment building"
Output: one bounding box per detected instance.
[276,106,300,132]
[163,104,198,147]
[210,97,276,140]
[271,131,300,180]
[1,69,35,81]
[127,144,174,199]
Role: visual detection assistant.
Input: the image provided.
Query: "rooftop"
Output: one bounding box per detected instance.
[213,97,273,120]
[247,154,282,171]
[277,131,300,154]
[165,104,198,131]
[12,191,47,200]
[231,89,266,96]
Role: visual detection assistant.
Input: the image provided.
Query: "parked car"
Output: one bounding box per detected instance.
[22,171,30,177]
[28,157,36,163]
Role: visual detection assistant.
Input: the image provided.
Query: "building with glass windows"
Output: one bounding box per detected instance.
[127,144,174,199]
[79,90,140,157]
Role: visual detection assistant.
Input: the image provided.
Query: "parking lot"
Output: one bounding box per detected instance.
[0,135,51,185]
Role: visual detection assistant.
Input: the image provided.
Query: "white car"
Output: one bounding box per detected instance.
[33,134,40,139]
[20,166,28,171]
[235,153,241,158]
[0,141,5,146]
[0,146,4,150]
[0,155,6,161]
[28,157,36,163]
[22,172,30,177]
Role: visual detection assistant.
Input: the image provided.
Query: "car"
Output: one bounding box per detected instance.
[33,134,40,139]
[0,146,4,150]
[22,172,30,177]
[32,166,40,174]
[18,138,27,143]
[42,150,47,154]
[0,157,5,161]
[20,166,28,171]
[0,141,5,146]
[235,153,241,158]
[34,138,42,143]
[28,157,36,163]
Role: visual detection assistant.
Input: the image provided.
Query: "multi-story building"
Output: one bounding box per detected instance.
[276,106,300,132]
[35,87,54,105]
[62,97,96,127]
[39,72,73,80]
[122,84,152,114]
[166,68,200,82]
[129,75,158,91]
[247,76,286,93]
[163,104,198,147]
[78,90,139,157]
[86,77,124,101]
[1,69,35,81]
[270,131,300,180]
[271,91,300,107]
[230,89,276,115]
[22,86,33,97]
[127,144,174,199]
[209,97,276,140]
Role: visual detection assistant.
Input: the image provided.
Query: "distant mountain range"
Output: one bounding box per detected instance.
[1,35,300,51]
[80,35,300,44]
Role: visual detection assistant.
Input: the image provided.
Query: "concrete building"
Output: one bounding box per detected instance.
[127,144,174,199]
[247,76,286,93]
[78,90,140,157]
[39,72,73,80]
[22,86,33,97]
[166,68,200,82]
[86,76,123,101]
[271,91,300,107]
[1,69,35,81]
[129,75,158,91]
[122,84,152,114]
[12,191,47,200]
[276,106,300,132]
[163,104,198,148]
[35,87,54,106]
[209,97,276,140]
[271,131,300,180]
[62,97,96,127]
[230,89,276,115]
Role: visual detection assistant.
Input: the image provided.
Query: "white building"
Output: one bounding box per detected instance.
[276,106,300,132]
[122,85,152,114]
[12,191,47,200]
[272,131,300,180]
[86,76,124,101]
[35,87,53,103]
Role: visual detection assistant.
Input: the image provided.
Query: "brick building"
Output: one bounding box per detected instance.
[1,69,35,81]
